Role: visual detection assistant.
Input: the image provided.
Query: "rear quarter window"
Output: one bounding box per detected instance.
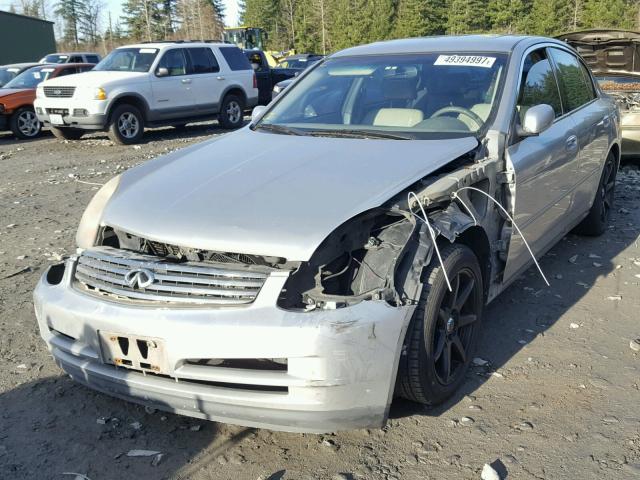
[219,47,252,71]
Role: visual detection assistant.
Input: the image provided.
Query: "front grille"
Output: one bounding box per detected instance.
[43,86,75,98]
[74,246,269,305]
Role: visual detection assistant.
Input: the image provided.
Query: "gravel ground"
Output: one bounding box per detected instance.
[1,124,639,480]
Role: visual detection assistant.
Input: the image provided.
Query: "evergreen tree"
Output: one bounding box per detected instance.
[123,0,165,41]
[527,0,572,35]
[55,0,84,47]
[581,0,636,29]
[447,0,489,34]
[488,0,530,33]
[392,0,446,38]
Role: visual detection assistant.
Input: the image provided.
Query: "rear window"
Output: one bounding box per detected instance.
[219,47,252,71]
[187,48,219,74]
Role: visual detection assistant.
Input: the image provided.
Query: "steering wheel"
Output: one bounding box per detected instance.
[431,106,484,130]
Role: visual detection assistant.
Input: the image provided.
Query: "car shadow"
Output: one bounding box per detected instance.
[0,130,53,146]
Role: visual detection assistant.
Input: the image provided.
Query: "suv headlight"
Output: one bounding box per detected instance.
[93,87,107,100]
[76,175,121,249]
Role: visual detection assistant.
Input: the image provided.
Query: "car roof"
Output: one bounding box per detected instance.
[332,35,563,57]
[123,42,228,50]
[0,62,39,69]
[50,52,100,55]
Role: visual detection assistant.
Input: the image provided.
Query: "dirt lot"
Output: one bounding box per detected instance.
[0,124,639,480]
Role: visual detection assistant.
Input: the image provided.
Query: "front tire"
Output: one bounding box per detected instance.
[108,104,144,145]
[50,126,84,140]
[10,107,41,139]
[573,151,617,236]
[219,94,245,129]
[397,244,484,406]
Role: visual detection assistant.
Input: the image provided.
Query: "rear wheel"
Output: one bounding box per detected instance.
[219,94,244,129]
[50,126,84,140]
[10,107,41,139]
[574,151,617,236]
[108,104,144,145]
[397,244,484,406]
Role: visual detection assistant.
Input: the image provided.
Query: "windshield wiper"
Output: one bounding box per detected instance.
[254,123,310,136]
[307,129,413,140]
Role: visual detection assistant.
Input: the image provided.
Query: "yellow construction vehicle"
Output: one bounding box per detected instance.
[223,26,294,67]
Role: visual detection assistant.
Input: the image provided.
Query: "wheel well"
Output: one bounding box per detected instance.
[108,96,149,122]
[224,87,246,104]
[454,226,491,300]
[609,143,621,169]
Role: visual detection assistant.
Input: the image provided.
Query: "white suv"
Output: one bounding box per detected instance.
[34,42,258,144]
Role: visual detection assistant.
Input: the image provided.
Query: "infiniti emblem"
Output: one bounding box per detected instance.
[124,268,155,289]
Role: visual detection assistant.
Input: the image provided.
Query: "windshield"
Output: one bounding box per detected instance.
[277,58,320,69]
[94,48,158,72]
[258,53,507,139]
[42,54,69,64]
[0,67,21,87]
[4,66,56,89]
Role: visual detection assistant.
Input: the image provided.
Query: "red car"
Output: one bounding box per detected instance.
[0,63,93,139]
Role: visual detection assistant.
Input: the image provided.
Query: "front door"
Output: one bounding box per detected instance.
[503,48,581,283]
[150,48,194,120]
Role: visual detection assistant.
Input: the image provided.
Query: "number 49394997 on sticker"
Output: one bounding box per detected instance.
[434,54,497,68]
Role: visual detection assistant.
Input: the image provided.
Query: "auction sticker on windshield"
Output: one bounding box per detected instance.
[434,55,496,68]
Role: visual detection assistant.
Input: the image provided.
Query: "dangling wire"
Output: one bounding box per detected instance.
[453,186,550,287]
[407,192,453,292]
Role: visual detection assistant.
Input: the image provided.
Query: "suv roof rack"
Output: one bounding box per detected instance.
[139,39,224,45]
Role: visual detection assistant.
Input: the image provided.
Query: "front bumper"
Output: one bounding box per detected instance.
[34,259,413,433]
[34,97,108,130]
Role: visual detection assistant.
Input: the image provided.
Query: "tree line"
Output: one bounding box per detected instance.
[241,0,640,53]
[6,0,640,54]
[8,0,226,52]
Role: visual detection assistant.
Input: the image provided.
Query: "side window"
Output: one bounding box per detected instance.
[517,49,563,120]
[219,47,253,71]
[549,48,595,112]
[157,49,187,76]
[56,67,76,77]
[86,55,100,64]
[578,61,597,99]
[69,56,83,63]
[187,48,219,74]
[79,65,94,72]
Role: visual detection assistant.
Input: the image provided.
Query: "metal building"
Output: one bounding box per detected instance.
[0,11,56,64]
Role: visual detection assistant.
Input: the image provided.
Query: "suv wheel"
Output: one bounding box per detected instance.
[51,127,84,141]
[573,151,617,236]
[108,104,144,145]
[10,107,41,139]
[219,94,244,129]
[397,244,484,406]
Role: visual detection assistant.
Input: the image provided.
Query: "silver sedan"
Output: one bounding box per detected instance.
[34,35,620,433]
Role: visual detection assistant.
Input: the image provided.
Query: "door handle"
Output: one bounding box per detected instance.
[565,135,578,151]
[181,78,192,84]
[597,115,610,128]
[216,76,225,81]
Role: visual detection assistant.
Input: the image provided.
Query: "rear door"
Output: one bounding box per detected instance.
[548,47,611,212]
[185,47,222,115]
[150,48,195,120]
[503,48,581,283]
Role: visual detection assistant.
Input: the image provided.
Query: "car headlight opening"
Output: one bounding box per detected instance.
[76,175,121,249]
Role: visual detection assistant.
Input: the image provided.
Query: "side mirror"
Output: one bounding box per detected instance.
[518,104,555,136]
[251,105,266,123]
[156,67,169,77]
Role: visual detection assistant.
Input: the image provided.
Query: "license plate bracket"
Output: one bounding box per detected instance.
[98,331,169,374]
[49,114,64,125]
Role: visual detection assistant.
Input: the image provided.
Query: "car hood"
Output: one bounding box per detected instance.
[42,70,147,87]
[102,130,478,261]
[557,30,640,76]
[0,88,33,99]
